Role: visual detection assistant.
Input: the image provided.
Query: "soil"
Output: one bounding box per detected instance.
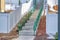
[36,16,46,36]
[34,16,46,40]
[0,24,18,40]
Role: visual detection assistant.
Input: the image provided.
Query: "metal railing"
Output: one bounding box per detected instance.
[33,0,44,33]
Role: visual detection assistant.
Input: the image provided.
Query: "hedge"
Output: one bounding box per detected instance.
[18,11,32,31]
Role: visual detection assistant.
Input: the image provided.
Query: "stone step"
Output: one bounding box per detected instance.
[19,30,34,36]
[27,20,35,23]
[19,30,34,33]
[30,18,36,19]
[25,22,34,25]
[28,18,35,21]
[22,25,33,27]
[23,24,34,27]
[23,25,33,27]
[25,23,34,26]
[28,19,35,21]
[18,36,35,40]
[22,26,33,30]
[27,19,35,22]
[19,32,34,36]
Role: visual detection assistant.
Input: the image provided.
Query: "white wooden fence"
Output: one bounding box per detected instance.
[0,0,33,33]
[0,6,21,33]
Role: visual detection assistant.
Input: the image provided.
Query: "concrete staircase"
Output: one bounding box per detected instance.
[18,10,39,40]
[12,13,36,40]
[12,2,40,40]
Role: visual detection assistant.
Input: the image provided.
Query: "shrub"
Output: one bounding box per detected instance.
[18,11,32,30]
[55,32,58,40]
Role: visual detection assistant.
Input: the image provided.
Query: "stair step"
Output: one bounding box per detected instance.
[28,19,35,21]
[26,21,34,24]
[23,26,33,27]
[23,25,33,27]
[26,22,34,25]
[25,22,34,25]
[23,25,34,28]
[29,17,36,20]
[22,27,33,29]
[19,30,34,36]
[27,21,34,23]
[25,23,34,26]
[29,18,35,20]
[22,28,33,30]
[19,32,34,36]
[27,20,35,22]
[19,30,34,33]
[19,36,35,40]
[25,24,34,26]
[22,26,33,30]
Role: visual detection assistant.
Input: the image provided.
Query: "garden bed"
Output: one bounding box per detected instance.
[34,16,46,40]
[36,16,46,36]
[18,11,33,31]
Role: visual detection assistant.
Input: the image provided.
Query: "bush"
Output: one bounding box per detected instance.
[55,32,58,40]
[18,23,22,30]
[18,11,32,31]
